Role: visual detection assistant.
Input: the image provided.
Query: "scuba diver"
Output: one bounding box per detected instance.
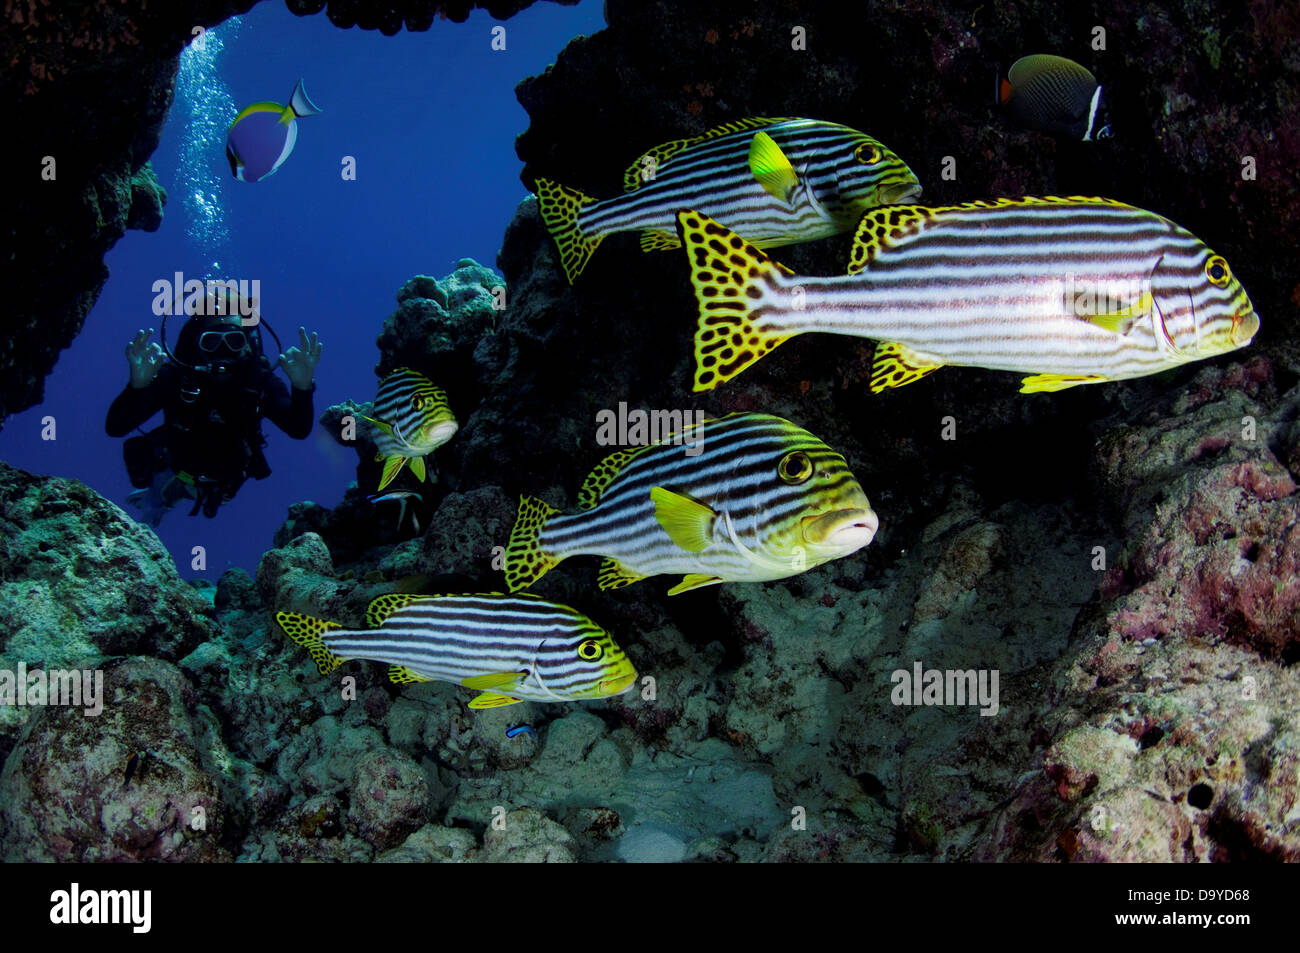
[106,298,322,524]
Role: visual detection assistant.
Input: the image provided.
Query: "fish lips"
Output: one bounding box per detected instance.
[420,419,459,446]
[1233,309,1260,346]
[599,669,638,697]
[879,180,923,205]
[801,507,879,550]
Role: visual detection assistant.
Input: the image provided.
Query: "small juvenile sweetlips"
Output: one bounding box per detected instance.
[504,412,878,595]
[276,592,637,709]
[226,78,322,182]
[362,368,458,491]
[534,117,921,283]
[677,198,1259,394]
[997,54,1110,141]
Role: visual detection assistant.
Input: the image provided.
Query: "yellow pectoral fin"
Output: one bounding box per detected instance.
[1082,289,1153,335]
[667,573,724,596]
[461,672,523,690]
[361,414,394,436]
[748,131,800,204]
[870,342,944,393]
[1019,373,1108,393]
[650,486,716,553]
[640,230,680,252]
[378,456,406,491]
[409,456,428,482]
[469,691,524,709]
[389,665,431,684]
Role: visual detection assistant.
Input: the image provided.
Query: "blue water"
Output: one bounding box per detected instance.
[0,1,604,578]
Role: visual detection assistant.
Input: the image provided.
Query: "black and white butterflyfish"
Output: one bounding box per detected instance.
[362,367,458,491]
[998,54,1112,141]
[504,412,878,596]
[534,117,922,283]
[276,592,637,709]
[677,198,1259,395]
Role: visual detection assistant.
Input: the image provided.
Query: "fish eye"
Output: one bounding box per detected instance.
[854,143,882,165]
[577,638,603,661]
[777,450,814,484]
[1205,256,1230,287]
[411,394,425,410]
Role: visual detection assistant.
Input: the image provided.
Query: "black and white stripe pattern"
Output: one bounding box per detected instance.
[543,413,873,583]
[746,198,1257,381]
[580,119,919,247]
[371,367,455,456]
[322,594,633,703]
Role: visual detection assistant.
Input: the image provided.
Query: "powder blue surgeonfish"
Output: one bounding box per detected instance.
[226,79,322,182]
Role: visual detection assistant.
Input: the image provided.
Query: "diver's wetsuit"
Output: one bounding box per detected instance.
[106,361,313,514]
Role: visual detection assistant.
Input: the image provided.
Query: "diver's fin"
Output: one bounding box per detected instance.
[389,665,431,684]
[667,573,724,596]
[650,486,715,553]
[534,177,602,283]
[378,456,406,491]
[503,495,563,592]
[748,131,800,204]
[870,342,944,393]
[469,691,524,709]
[640,229,680,252]
[597,557,646,591]
[1019,373,1108,393]
[409,456,428,483]
[676,210,797,393]
[275,611,346,675]
[290,78,322,117]
[622,117,791,191]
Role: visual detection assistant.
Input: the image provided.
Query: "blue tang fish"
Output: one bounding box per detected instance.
[226,79,322,182]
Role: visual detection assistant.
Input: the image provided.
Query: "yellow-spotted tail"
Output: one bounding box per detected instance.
[275,611,346,675]
[676,210,797,392]
[535,178,602,283]
[504,495,562,591]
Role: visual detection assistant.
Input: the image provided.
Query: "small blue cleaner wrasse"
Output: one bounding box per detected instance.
[677,198,1259,394]
[504,412,878,595]
[534,117,921,283]
[363,368,458,491]
[226,78,322,182]
[998,54,1111,141]
[276,592,637,709]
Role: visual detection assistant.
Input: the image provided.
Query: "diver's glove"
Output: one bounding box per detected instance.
[278,326,323,391]
[126,328,165,389]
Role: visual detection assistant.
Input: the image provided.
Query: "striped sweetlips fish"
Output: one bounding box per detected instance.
[363,367,458,491]
[534,117,922,283]
[276,592,637,709]
[677,197,1259,394]
[504,412,878,596]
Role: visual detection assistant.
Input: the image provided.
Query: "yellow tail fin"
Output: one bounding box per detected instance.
[675,210,796,392]
[504,495,562,592]
[535,178,602,283]
[275,611,345,675]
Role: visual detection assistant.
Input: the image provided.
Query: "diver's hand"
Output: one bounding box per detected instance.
[126,328,164,389]
[279,326,322,391]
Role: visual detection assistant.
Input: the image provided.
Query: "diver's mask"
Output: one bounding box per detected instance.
[195,327,254,377]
